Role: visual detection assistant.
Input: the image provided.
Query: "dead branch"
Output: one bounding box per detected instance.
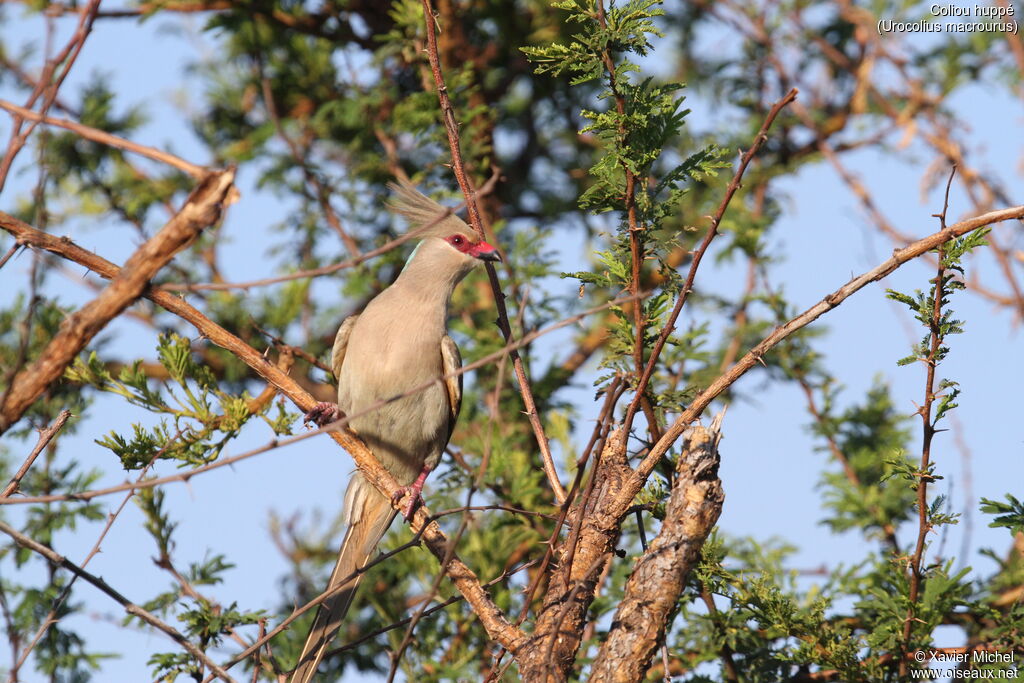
[0,169,236,435]
[589,415,725,683]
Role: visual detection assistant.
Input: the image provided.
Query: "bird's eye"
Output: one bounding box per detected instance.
[451,235,465,246]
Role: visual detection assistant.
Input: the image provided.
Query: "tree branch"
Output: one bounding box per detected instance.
[0,169,237,435]
[623,88,798,436]
[634,204,1024,487]
[420,0,567,505]
[0,98,208,178]
[0,520,237,682]
[0,209,526,654]
[0,408,71,497]
[589,414,725,683]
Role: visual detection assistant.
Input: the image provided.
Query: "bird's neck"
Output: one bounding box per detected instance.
[391,247,467,314]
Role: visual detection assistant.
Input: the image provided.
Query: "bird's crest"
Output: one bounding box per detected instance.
[386,179,472,239]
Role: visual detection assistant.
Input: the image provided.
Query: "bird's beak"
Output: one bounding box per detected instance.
[470,240,502,262]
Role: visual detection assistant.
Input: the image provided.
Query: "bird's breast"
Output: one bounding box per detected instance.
[335,310,450,481]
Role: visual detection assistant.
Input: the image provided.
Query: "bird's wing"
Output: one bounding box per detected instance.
[330,315,359,380]
[440,335,463,443]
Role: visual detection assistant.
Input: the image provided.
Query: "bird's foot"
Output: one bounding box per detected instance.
[391,469,430,521]
[304,402,344,428]
[390,485,423,521]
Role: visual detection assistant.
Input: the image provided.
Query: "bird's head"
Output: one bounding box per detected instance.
[387,180,502,269]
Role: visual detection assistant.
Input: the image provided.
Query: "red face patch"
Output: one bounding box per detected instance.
[446,234,502,262]
[447,234,472,253]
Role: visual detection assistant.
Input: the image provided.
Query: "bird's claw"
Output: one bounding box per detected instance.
[391,486,423,521]
[304,402,344,428]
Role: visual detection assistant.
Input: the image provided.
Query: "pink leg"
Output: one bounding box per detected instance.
[391,466,431,521]
[304,402,344,428]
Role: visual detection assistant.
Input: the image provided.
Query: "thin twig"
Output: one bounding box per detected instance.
[0,243,20,270]
[0,409,71,497]
[0,99,207,178]
[11,437,171,673]
[0,0,102,193]
[256,74,360,254]
[634,202,1023,485]
[0,521,236,682]
[419,0,567,505]
[899,164,957,676]
[622,88,798,438]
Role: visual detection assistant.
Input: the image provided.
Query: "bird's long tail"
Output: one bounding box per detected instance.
[289,475,396,683]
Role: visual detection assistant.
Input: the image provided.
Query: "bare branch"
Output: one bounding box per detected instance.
[0,169,237,435]
[0,520,237,682]
[635,204,1024,484]
[0,408,71,497]
[0,0,101,192]
[420,0,567,505]
[0,99,208,178]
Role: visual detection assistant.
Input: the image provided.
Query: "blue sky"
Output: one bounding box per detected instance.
[0,5,1022,682]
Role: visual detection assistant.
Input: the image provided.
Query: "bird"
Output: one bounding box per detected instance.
[289,180,500,683]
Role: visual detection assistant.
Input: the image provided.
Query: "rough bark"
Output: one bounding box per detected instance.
[589,416,725,683]
[518,431,632,681]
[0,169,236,435]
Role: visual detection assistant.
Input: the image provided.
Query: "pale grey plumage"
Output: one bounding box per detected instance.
[289,181,497,682]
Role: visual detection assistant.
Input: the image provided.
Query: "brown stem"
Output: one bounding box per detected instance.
[419,0,567,504]
[593,0,650,432]
[899,166,956,676]
[0,170,237,435]
[622,88,798,437]
[0,409,71,497]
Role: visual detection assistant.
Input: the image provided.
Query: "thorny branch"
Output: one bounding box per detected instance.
[635,204,1024,485]
[420,0,568,505]
[0,409,71,497]
[0,206,549,655]
[0,169,237,436]
[0,0,101,193]
[623,88,799,438]
[0,520,237,683]
[899,165,957,677]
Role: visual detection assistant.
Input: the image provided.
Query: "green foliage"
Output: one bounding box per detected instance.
[66,333,277,469]
[980,495,1024,537]
[0,0,1020,681]
[526,0,724,431]
[133,487,263,681]
[814,381,917,539]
